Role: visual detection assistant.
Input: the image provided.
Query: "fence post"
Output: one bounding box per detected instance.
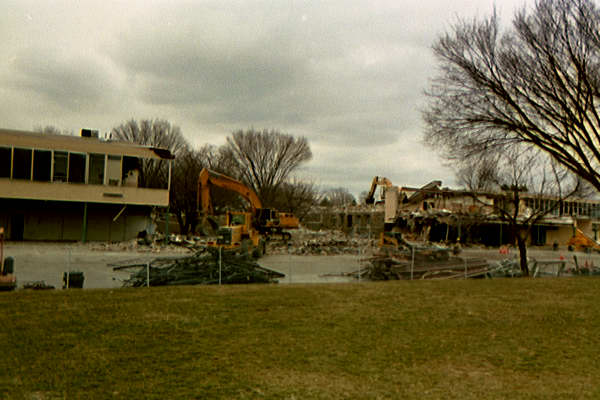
[67,248,71,289]
[358,246,361,283]
[146,262,150,287]
[219,246,222,285]
[410,245,415,280]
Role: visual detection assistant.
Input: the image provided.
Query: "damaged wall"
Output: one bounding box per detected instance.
[304,206,385,236]
[380,180,600,247]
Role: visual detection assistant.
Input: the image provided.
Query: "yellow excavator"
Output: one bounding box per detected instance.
[364,176,393,205]
[364,176,405,250]
[197,168,299,253]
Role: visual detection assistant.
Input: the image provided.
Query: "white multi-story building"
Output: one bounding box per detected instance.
[0,128,173,241]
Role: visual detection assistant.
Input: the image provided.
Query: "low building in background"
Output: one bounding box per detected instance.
[0,128,174,241]
[305,180,600,248]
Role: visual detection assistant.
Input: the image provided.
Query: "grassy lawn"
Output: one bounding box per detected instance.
[1,278,600,399]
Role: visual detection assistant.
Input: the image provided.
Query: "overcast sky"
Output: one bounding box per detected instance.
[1,0,534,198]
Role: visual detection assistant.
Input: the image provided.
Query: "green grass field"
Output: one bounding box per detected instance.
[2,278,600,399]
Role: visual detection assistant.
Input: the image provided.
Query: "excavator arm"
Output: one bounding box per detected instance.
[365,176,393,204]
[198,168,263,216]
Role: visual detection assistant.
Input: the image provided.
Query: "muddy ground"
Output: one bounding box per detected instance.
[3,241,598,290]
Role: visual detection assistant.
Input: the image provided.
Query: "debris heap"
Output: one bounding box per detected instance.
[354,243,490,280]
[267,229,374,256]
[115,248,284,287]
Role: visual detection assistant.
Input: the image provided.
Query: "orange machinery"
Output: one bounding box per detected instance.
[197,168,299,250]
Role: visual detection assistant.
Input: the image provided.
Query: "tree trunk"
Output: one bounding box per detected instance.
[176,213,188,236]
[516,235,529,276]
[186,211,198,235]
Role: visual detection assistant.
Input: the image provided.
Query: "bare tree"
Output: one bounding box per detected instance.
[459,146,580,275]
[34,125,73,136]
[111,119,188,189]
[359,190,370,205]
[169,147,206,235]
[224,128,312,207]
[456,154,499,192]
[271,178,320,220]
[423,0,600,193]
[321,187,357,207]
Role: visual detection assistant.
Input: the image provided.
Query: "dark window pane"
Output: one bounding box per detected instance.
[0,147,10,178]
[88,153,105,185]
[33,150,52,181]
[13,148,32,180]
[53,151,68,182]
[122,156,140,187]
[68,153,86,183]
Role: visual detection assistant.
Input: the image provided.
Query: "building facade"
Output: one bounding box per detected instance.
[0,129,173,241]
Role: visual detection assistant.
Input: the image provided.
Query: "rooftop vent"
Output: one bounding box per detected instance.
[80,129,99,138]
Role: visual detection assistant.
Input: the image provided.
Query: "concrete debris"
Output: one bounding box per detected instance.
[355,252,490,280]
[116,247,284,287]
[90,234,194,254]
[266,228,375,256]
[22,281,55,290]
[92,228,376,256]
[353,255,600,281]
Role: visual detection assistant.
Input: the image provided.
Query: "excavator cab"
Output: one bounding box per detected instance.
[216,226,242,246]
[256,208,277,226]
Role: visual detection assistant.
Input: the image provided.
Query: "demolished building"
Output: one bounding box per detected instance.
[0,128,174,241]
[306,180,600,248]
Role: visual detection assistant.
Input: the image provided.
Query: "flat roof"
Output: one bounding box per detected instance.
[0,128,174,160]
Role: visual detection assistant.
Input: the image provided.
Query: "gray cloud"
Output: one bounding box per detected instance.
[6,46,118,112]
[102,1,438,148]
[0,0,532,196]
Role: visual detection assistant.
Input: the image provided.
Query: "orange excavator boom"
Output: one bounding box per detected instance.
[198,168,263,216]
[365,176,393,205]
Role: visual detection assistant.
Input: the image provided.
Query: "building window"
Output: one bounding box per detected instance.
[68,153,86,183]
[0,147,10,178]
[33,150,52,182]
[106,155,122,186]
[88,153,105,185]
[13,148,32,180]
[550,201,559,216]
[53,151,68,182]
[122,156,140,187]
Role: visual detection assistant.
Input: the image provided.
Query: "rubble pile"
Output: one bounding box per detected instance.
[358,254,490,281]
[22,281,55,290]
[92,228,376,256]
[91,234,197,254]
[113,247,284,287]
[267,229,375,256]
[340,242,489,280]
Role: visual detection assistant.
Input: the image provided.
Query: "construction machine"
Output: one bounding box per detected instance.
[197,168,299,252]
[365,176,393,205]
[364,175,406,251]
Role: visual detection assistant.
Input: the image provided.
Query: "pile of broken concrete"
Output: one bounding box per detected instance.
[267,228,375,256]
